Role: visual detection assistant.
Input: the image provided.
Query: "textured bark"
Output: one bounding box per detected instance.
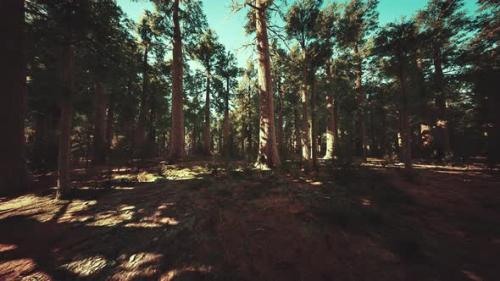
[92,81,107,165]
[354,44,367,160]
[246,85,253,156]
[0,0,27,194]
[203,68,211,155]
[168,0,186,161]
[57,43,75,199]
[255,0,280,168]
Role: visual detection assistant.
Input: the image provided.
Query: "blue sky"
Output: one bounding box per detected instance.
[116,0,478,68]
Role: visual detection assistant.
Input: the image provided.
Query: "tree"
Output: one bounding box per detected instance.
[190,29,221,155]
[286,0,336,169]
[417,0,469,160]
[216,49,239,158]
[251,0,281,169]
[375,20,421,170]
[338,0,378,160]
[0,0,27,194]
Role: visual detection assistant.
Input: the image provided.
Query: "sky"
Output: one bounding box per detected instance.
[116,0,478,68]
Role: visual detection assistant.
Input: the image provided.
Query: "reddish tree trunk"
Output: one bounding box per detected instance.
[255,0,280,168]
[0,0,27,194]
[168,0,186,161]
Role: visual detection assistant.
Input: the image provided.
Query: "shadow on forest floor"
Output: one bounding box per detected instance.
[1,159,499,281]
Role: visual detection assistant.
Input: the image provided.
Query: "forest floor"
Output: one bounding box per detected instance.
[1,159,499,281]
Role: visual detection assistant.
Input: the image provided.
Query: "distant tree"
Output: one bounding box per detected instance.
[375,20,421,170]
[338,0,378,160]
[417,0,469,160]
[190,29,221,155]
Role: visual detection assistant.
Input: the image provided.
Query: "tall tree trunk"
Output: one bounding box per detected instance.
[277,83,284,158]
[254,0,280,168]
[301,52,311,162]
[294,103,302,157]
[0,0,26,194]
[432,43,451,159]
[223,77,231,158]
[203,68,211,155]
[106,97,114,158]
[397,57,412,170]
[246,85,253,156]
[354,44,367,160]
[57,43,75,199]
[325,93,337,160]
[168,0,186,161]
[92,81,107,165]
[135,45,149,156]
[310,73,318,169]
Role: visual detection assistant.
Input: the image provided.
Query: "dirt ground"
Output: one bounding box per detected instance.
[1,159,499,281]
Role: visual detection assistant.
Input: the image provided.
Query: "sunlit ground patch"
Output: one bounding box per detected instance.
[111,252,163,280]
[61,255,108,277]
[160,265,212,281]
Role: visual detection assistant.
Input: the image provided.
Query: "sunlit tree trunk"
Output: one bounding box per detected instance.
[354,44,367,160]
[92,81,107,165]
[254,0,280,168]
[301,52,311,162]
[203,67,211,155]
[57,43,75,199]
[0,0,26,194]
[325,93,337,160]
[168,0,186,162]
[246,85,253,156]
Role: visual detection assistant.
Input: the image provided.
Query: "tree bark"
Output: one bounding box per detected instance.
[277,82,285,157]
[57,43,75,199]
[135,45,149,156]
[168,0,186,162]
[0,0,27,194]
[92,81,107,165]
[254,0,280,169]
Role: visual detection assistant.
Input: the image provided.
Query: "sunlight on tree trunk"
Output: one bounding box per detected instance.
[168,0,186,162]
[254,0,280,169]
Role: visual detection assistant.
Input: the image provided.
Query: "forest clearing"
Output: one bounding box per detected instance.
[1,160,499,280]
[1,0,499,280]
